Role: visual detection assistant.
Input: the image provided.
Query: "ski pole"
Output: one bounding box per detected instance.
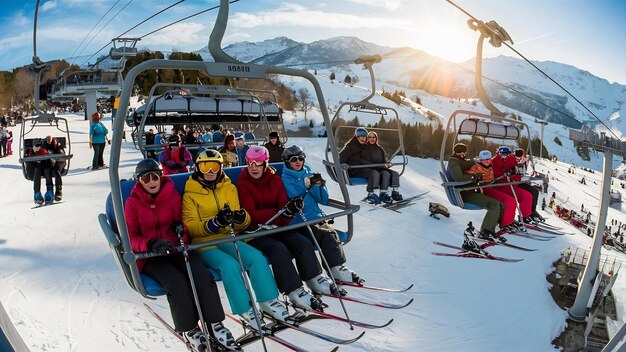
[506,174,527,232]
[173,224,216,352]
[297,208,354,330]
[222,204,268,352]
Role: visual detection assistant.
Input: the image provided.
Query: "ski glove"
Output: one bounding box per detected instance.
[147,238,176,255]
[471,173,483,184]
[232,209,248,225]
[284,197,304,217]
[309,173,326,187]
[204,207,233,233]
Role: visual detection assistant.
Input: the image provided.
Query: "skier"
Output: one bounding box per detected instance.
[465,150,517,234]
[25,141,54,204]
[491,146,534,225]
[41,136,65,201]
[542,198,547,211]
[181,149,290,327]
[549,192,556,208]
[159,134,192,175]
[236,146,330,310]
[124,159,235,351]
[89,112,109,170]
[512,148,545,222]
[447,143,504,241]
[366,131,403,203]
[280,145,362,286]
[339,127,384,204]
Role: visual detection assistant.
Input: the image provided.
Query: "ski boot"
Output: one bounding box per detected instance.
[288,286,325,311]
[259,298,291,323]
[513,221,527,233]
[464,222,478,238]
[461,239,484,254]
[239,306,264,329]
[379,192,393,204]
[365,193,381,205]
[54,185,63,202]
[209,322,237,351]
[391,190,403,201]
[44,189,54,205]
[331,265,364,284]
[479,227,507,243]
[183,327,208,352]
[34,191,44,205]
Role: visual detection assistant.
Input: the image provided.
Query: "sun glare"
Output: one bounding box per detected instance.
[414,17,477,62]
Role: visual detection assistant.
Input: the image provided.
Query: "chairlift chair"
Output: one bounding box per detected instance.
[438,110,534,209]
[99,0,359,298]
[324,55,408,186]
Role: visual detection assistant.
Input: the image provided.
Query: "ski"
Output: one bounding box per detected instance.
[533,221,563,230]
[431,251,524,262]
[31,201,64,209]
[264,313,366,345]
[335,280,414,293]
[525,223,572,236]
[226,314,324,352]
[432,241,523,262]
[503,231,553,241]
[362,191,430,212]
[317,292,413,309]
[297,307,394,329]
[145,303,234,352]
[472,237,537,252]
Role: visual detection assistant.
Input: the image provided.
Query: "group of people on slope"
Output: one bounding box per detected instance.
[125,144,360,351]
[447,143,545,249]
[25,136,66,205]
[339,127,404,205]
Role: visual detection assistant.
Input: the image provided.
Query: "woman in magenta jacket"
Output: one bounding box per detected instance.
[491,146,533,224]
[124,159,234,351]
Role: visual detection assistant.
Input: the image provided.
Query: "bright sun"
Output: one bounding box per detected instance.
[413,17,478,62]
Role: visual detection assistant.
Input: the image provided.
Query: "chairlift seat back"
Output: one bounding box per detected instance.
[324,164,367,185]
[459,118,520,140]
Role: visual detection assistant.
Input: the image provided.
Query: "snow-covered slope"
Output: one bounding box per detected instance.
[195,36,301,63]
[1,107,626,351]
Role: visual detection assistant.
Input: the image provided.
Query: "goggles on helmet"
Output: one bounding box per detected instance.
[246,159,266,168]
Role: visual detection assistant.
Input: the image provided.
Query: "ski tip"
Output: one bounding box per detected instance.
[405,284,414,291]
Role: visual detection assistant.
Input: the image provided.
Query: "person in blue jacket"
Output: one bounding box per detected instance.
[89,112,109,169]
[280,145,363,286]
[234,132,249,166]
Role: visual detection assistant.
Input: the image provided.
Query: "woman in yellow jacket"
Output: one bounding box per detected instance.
[182,149,289,326]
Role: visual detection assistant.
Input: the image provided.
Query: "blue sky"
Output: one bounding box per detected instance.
[0,0,624,84]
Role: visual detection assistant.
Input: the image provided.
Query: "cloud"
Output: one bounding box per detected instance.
[230,3,409,30]
[41,1,58,12]
[140,22,207,48]
[516,32,555,45]
[345,0,402,11]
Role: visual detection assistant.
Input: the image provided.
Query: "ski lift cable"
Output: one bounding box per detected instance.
[68,0,122,66]
[446,0,620,140]
[78,0,135,67]
[83,0,238,69]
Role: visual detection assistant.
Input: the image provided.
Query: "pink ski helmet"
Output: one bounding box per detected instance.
[245,145,269,164]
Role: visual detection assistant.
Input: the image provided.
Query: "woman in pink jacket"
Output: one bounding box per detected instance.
[491,146,533,226]
[125,159,234,351]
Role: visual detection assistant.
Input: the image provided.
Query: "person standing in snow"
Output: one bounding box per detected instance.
[182,149,290,327]
[447,143,504,240]
[236,146,331,310]
[89,112,109,169]
[365,131,403,203]
[124,159,235,351]
[280,145,363,285]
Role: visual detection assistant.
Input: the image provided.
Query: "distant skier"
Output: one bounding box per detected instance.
[89,112,109,170]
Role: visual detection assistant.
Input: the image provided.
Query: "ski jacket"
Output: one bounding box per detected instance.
[235,145,250,166]
[264,141,284,163]
[42,139,64,154]
[218,147,239,168]
[237,166,291,228]
[158,146,192,175]
[466,162,495,183]
[125,176,188,272]
[447,155,475,182]
[339,137,376,175]
[89,121,108,144]
[367,143,387,165]
[182,173,251,250]
[281,164,329,224]
[491,153,518,182]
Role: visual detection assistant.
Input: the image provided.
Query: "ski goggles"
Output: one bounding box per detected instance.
[246,159,267,168]
[198,161,221,174]
[287,155,305,163]
[139,172,161,183]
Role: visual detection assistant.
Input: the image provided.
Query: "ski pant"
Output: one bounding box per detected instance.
[249,230,322,295]
[141,252,225,332]
[6,140,11,154]
[349,168,379,193]
[92,142,106,168]
[461,191,503,233]
[198,241,279,315]
[378,169,400,191]
[295,222,346,271]
[482,188,516,227]
[49,160,65,187]
[26,162,53,193]
[498,185,532,218]
[0,139,5,156]
[518,182,539,215]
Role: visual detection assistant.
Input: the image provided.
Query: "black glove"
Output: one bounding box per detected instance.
[147,238,176,255]
[172,221,185,237]
[471,173,483,184]
[309,173,326,187]
[233,209,247,224]
[284,197,304,217]
[214,207,234,227]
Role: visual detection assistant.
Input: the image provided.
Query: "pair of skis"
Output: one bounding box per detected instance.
[362,191,430,213]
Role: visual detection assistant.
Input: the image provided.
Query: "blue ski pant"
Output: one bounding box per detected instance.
[198,241,279,315]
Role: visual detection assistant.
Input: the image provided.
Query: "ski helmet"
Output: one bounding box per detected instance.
[354,127,368,137]
[498,146,511,155]
[195,149,223,174]
[478,150,492,160]
[282,145,305,166]
[453,143,467,154]
[514,148,524,158]
[246,146,269,164]
[134,159,162,180]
